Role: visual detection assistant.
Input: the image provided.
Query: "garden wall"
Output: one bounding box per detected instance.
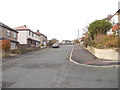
[87,46,119,61]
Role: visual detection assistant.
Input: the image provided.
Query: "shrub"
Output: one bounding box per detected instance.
[83,37,91,47]
[93,34,120,48]
[2,40,11,52]
[1,40,11,57]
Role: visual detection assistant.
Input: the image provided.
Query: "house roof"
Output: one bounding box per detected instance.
[112,24,119,31]
[14,25,29,30]
[116,9,120,14]
[0,22,18,33]
[14,25,40,36]
[103,9,120,21]
[35,32,41,35]
[35,30,47,39]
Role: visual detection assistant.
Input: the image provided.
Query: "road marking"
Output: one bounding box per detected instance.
[69,47,119,68]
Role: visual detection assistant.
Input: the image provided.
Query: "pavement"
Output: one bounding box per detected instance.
[71,45,120,67]
[2,48,49,64]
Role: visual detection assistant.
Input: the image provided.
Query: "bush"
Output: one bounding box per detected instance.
[1,40,11,57]
[83,37,92,47]
[10,50,19,54]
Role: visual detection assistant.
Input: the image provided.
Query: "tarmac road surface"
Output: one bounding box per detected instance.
[2,45,118,88]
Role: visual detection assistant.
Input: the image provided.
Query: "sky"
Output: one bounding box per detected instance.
[0,0,119,42]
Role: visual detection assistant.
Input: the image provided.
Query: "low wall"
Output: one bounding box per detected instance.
[87,46,119,61]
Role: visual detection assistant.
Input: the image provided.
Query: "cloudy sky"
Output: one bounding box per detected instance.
[0,0,119,42]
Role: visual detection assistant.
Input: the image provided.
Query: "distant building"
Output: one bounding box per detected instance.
[61,40,72,45]
[14,25,40,47]
[50,38,58,44]
[0,22,19,49]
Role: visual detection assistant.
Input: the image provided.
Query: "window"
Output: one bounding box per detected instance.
[13,32,17,38]
[7,30,10,37]
[36,42,40,47]
[29,31,31,36]
[32,32,34,37]
[11,42,17,49]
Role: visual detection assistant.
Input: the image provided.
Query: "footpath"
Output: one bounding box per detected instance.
[71,45,120,67]
[2,48,49,64]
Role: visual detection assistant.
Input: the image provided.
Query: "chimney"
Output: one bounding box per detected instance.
[37,30,39,32]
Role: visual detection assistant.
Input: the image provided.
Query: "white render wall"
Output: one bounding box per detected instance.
[17,31,27,44]
[87,46,119,61]
[27,31,39,41]
[113,15,118,24]
[17,30,40,45]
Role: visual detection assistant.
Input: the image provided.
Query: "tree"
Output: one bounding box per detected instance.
[88,20,112,40]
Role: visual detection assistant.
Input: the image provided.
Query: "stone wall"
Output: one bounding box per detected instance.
[87,46,119,61]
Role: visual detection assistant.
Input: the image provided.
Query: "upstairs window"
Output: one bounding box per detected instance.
[7,30,10,37]
[13,32,17,38]
[32,32,34,37]
[29,31,31,36]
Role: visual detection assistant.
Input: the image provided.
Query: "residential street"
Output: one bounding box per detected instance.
[2,45,118,88]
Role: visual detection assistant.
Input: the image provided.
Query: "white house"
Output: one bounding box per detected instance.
[14,25,40,47]
[104,9,120,35]
[111,9,120,36]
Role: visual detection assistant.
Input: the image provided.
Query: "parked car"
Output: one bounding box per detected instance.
[52,43,60,48]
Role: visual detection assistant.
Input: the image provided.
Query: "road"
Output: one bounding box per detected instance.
[2,45,118,88]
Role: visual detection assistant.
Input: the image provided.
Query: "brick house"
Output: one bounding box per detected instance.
[14,25,40,48]
[0,22,19,49]
[35,30,47,48]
